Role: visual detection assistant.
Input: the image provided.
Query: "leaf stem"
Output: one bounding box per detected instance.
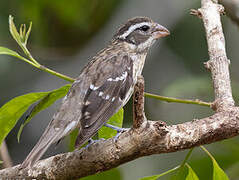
[21,45,40,66]
[38,65,75,82]
[144,92,212,107]
[12,53,75,82]
[175,148,194,178]
[180,148,194,168]
[200,145,214,159]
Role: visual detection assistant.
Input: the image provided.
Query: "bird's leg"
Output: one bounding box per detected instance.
[84,138,105,149]
[104,123,128,132]
[104,124,129,142]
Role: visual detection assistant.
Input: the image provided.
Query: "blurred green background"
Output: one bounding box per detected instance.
[1,0,239,179]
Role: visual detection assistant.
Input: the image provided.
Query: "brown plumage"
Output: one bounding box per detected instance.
[20,17,170,169]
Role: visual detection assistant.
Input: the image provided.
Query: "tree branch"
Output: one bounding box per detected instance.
[133,76,146,129]
[193,0,234,111]
[0,0,237,179]
[1,107,239,179]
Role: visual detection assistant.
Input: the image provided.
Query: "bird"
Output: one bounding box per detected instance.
[20,16,170,168]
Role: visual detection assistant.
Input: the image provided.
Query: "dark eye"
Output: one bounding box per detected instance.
[139,25,150,32]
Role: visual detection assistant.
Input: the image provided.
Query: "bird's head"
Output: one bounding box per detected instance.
[113,17,170,52]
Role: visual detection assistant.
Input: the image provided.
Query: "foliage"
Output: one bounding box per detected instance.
[140,147,229,180]
[0,16,124,148]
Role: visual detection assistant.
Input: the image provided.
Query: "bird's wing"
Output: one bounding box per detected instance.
[20,53,134,168]
[75,54,134,147]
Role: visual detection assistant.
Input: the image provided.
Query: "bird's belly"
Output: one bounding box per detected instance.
[132,54,146,83]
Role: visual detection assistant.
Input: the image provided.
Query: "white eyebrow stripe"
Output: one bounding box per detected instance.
[119,22,151,39]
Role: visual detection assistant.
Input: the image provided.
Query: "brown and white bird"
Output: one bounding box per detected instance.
[20,17,170,168]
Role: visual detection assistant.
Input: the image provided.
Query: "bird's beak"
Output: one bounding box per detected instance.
[152,23,170,39]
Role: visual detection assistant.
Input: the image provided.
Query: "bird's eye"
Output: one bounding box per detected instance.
[139,25,150,32]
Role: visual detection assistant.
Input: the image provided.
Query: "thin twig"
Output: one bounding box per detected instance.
[144,92,212,107]
[133,76,146,129]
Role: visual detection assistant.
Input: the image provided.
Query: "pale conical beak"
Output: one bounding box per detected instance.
[152,23,170,39]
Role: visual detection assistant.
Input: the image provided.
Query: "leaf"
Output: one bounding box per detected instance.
[17,84,71,142]
[170,164,199,180]
[170,165,188,180]
[25,22,32,44]
[98,108,124,139]
[185,163,199,180]
[0,92,49,146]
[0,47,21,58]
[140,166,179,180]
[201,146,229,180]
[9,15,22,45]
[19,24,26,42]
[211,157,229,180]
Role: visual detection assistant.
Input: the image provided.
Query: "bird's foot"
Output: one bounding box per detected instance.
[104,123,129,142]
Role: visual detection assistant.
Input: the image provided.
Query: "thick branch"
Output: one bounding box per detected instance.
[1,107,239,179]
[199,0,234,110]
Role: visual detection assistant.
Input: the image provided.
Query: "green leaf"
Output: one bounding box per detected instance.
[25,22,32,44]
[0,92,49,146]
[19,24,26,42]
[140,166,179,180]
[185,163,199,180]
[9,15,22,45]
[170,165,188,180]
[212,160,229,180]
[0,47,21,58]
[17,84,71,142]
[0,46,38,65]
[170,164,199,180]
[98,108,124,139]
[201,146,229,180]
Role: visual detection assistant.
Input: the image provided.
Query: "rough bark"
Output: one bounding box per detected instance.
[0,0,237,179]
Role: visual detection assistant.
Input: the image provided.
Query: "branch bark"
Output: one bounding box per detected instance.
[196,0,234,111]
[0,140,13,168]
[0,0,237,179]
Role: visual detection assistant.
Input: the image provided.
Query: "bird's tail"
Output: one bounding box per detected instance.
[20,127,60,169]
